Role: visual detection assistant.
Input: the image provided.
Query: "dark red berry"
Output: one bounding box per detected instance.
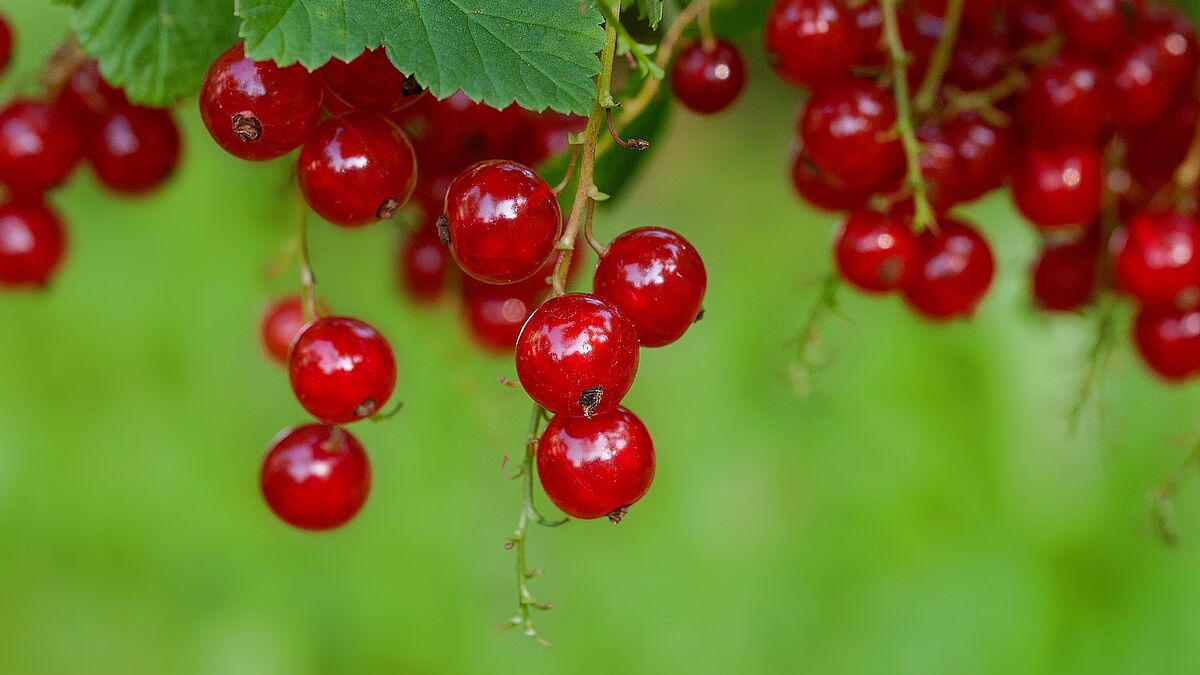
[399,227,453,304]
[834,211,918,293]
[523,112,588,167]
[593,227,707,347]
[1021,55,1111,142]
[670,40,746,115]
[319,47,424,114]
[0,100,85,195]
[789,144,873,211]
[1114,211,1200,309]
[1133,306,1200,380]
[0,14,11,74]
[901,219,995,319]
[260,424,371,530]
[536,406,655,521]
[1013,0,1059,44]
[949,34,1012,91]
[942,113,1012,203]
[1057,0,1145,58]
[1011,143,1103,230]
[56,60,126,124]
[297,112,417,227]
[289,316,397,424]
[87,105,181,195]
[443,159,561,284]
[799,80,904,192]
[0,200,66,288]
[462,275,547,353]
[199,44,322,161]
[396,91,529,176]
[260,295,327,366]
[1110,11,1199,129]
[852,1,885,67]
[765,0,861,89]
[1032,236,1099,312]
[516,293,639,418]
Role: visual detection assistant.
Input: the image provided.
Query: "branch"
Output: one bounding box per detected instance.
[912,0,964,115]
[880,0,936,232]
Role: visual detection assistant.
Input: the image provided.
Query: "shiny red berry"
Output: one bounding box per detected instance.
[87,105,181,195]
[765,0,860,89]
[0,14,11,74]
[319,47,424,114]
[1013,0,1059,44]
[1011,143,1103,230]
[0,200,66,288]
[593,227,707,347]
[289,316,397,424]
[260,295,327,365]
[789,145,872,211]
[670,40,746,115]
[298,112,417,227]
[0,100,84,195]
[396,92,529,176]
[462,275,547,353]
[199,44,322,161]
[523,112,588,167]
[834,211,918,293]
[942,113,1012,203]
[1032,236,1099,312]
[1021,55,1111,142]
[536,406,655,521]
[399,227,453,304]
[516,293,639,418]
[56,60,126,124]
[799,80,904,192]
[1110,11,1199,129]
[901,219,995,319]
[442,159,561,284]
[260,424,371,530]
[1134,306,1200,381]
[1057,0,1144,57]
[949,34,1012,91]
[1114,211,1200,309]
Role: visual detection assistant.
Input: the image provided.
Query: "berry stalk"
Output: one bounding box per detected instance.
[294,187,318,322]
[912,0,964,116]
[617,0,712,128]
[879,0,936,232]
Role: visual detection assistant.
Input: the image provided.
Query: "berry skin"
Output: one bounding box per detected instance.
[396,91,529,176]
[942,113,1013,203]
[901,219,995,320]
[289,316,397,424]
[260,295,327,366]
[399,227,453,304]
[834,211,918,293]
[319,47,424,114]
[948,34,1012,91]
[1113,211,1200,309]
[799,80,904,192]
[670,40,746,115]
[1110,11,1200,130]
[1020,55,1111,143]
[0,13,11,74]
[593,227,707,347]
[516,293,640,418]
[56,60,127,125]
[442,160,562,284]
[462,275,547,353]
[1011,143,1103,230]
[536,407,655,521]
[0,200,67,288]
[765,0,860,89]
[260,424,371,530]
[789,145,873,211]
[297,112,417,227]
[87,105,181,195]
[1057,0,1145,58]
[0,100,85,196]
[1032,236,1098,312]
[1134,306,1200,381]
[199,44,323,161]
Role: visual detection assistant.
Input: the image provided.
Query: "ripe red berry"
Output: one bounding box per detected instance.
[593,227,707,347]
[942,113,1013,203]
[765,0,860,89]
[1134,306,1200,381]
[0,200,66,288]
[297,112,417,227]
[1020,55,1111,142]
[1057,0,1145,57]
[0,100,85,195]
[901,219,995,319]
[1110,11,1200,129]
[1032,236,1099,312]
[670,40,746,115]
[789,145,873,211]
[0,13,11,74]
[396,92,529,176]
[523,112,588,167]
[199,44,322,161]
[948,33,1012,91]
[319,47,424,114]
[1114,211,1200,309]
[399,227,453,304]
[289,316,397,424]
[56,60,126,124]
[1011,143,1103,230]
[260,424,371,530]
[1013,0,1059,44]
[799,80,904,192]
[260,295,327,366]
[536,406,655,521]
[442,160,562,284]
[516,293,639,418]
[462,275,547,353]
[87,105,181,195]
[834,211,918,293]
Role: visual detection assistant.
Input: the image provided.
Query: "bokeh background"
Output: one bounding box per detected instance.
[5,3,1200,674]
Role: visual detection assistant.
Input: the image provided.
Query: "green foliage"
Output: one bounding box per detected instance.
[235,0,607,114]
[623,0,664,29]
[709,0,773,36]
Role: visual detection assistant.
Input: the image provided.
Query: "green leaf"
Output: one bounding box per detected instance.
[236,0,607,115]
[68,0,239,106]
[622,0,664,29]
[708,0,772,36]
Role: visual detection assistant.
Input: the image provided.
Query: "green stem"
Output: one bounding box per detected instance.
[295,189,318,322]
[913,0,964,115]
[1152,442,1200,547]
[880,0,936,232]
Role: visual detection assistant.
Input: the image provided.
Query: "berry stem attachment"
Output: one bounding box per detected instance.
[880,0,937,232]
[617,0,712,127]
[1151,441,1200,546]
[552,147,580,196]
[697,3,717,52]
[912,0,964,116]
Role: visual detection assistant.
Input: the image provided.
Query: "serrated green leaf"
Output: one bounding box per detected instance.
[69,0,239,106]
[236,0,607,115]
[622,0,663,29]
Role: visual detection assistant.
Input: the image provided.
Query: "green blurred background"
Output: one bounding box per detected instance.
[5,3,1200,674]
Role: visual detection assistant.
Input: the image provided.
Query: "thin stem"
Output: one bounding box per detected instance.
[697,2,717,52]
[295,189,318,322]
[880,0,936,232]
[596,1,660,80]
[617,0,710,127]
[606,108,650,149]
[1151,442,1200,547]
[942,70,1028,123]
[583,200,607,257]
[788,274,843,397]
[912,0,964,115]
[1150,114,1200,211]
[552,147,581,195]
[1067,294,1116,435]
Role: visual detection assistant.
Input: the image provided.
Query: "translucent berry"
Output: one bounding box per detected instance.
[799,80,904,192]
[289,316,397,424]
[399,227,453,304]
[0,200,66,288]
[1011,143,1103,230]
[462,275,547,353]
[319,47,424,114]
[765,0,861,89]
[1057,0,1145,57]
[1114,211,1200,309]
[1110,10,1200,129]
[56,60,126,124]
[789,145,873,212]
[671,40,746,115]
[87,105,181,195]
[1133,306,1200,381]
[260,424,371,530]
[834,211,918,293]
[901,219,995,319]
[1032,236,1099,312]
[0,13,11,74]
[0,100,85,195]
[1020,55,1111,143]
[260,295,327,366]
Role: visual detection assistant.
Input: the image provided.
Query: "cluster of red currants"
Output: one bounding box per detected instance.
[0,16,181,289]
[770,0,1200,381]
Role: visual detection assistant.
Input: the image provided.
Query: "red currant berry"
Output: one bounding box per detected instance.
[834,211,918,293]
[0,13,11,74]
[260,295,327,366]
[1021,55,1111,143]
[523,112,588,167]
[0,200,66,288]
[901,219,995,320]
[593,227,707,347]
[1113,211,1200,309]
[536,406,655,521]
[1133,306,1200,380]
[442,160,561,284]
[516,293,639,418]
[948,33,1012,91]
[1124,96,1198,196]
[799,79,904,192]
[1011,143,1103,230]
[399,227,453,304]
[943,113,1012,203]
[260,424,371,530]
[397,92,529,176]
[199,44,322,161]
[289,316,397,424]
[1057,0,1145,58]
[56,60,126,124]
[462,275,547,353]
[1110,11,1199,129]
[789,145,873,212]
[851,1,885,67]
[1032,236,1099,312]
[297,112,417,227]
[0,100,85,195]
[670,40,746,115]
[87,105,181,195]
[917,123,965,212]
[765,0,860,89]
[319,47,424,114]
[1013,0,1059,44]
